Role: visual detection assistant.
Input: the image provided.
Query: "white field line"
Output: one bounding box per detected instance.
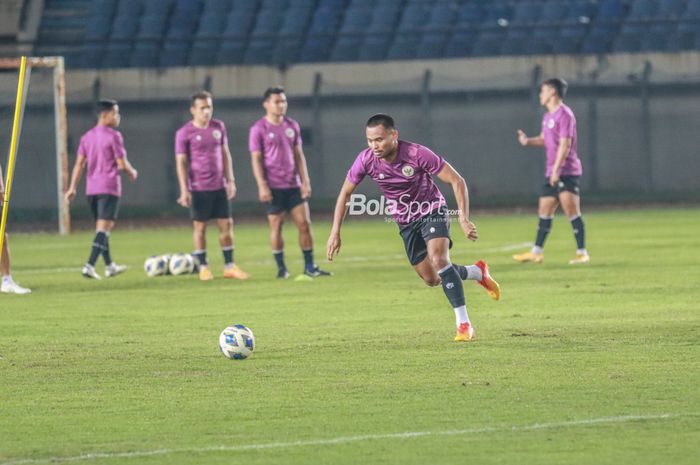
[17,242,532,274]
[0,413,684,465]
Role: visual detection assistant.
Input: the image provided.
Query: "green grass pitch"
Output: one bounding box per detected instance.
[1,208,698,464]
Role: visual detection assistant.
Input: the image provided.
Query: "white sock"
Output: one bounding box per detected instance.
[577,248,588,255]
[2,275,12,285]
[224,263,234,270]
[454,305,470,326]
[464,265,482,281]
[532,245,544,254]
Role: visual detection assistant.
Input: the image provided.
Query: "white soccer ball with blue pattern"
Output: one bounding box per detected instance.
[219,325,255,360]
[144,255,168,277]
[168,253,195,276]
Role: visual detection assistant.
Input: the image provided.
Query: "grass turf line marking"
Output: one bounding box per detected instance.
[0,413,684,465]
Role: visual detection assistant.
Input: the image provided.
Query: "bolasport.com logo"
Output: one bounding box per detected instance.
[346,194,461,222]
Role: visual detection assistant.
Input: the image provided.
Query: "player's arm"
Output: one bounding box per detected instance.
[436,162,478,242]
[549,137,572,186]
[250,150,272,202]
[517,129,544,147]
[222,144,237,200]
[175,153,191,207]
[293,144,312,199]
[64,154,87,204]
[326,179,358,261]
[116,157,138,182]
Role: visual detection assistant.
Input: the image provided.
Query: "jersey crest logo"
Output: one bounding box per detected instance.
[378,173,385,180]
[212,129,222,140]
[402,165,415,177]
[547,119,555,129]
[268,132,275,139]
[195,135,202,141]
[285,128,295,139]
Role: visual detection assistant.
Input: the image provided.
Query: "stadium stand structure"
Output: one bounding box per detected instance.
[29,0,700,68]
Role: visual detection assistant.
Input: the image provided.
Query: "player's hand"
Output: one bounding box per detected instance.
[326,233,341,261]
[549,172,560,187]
[64,188,76,204]
[460,219,478,241]
[128,168,138,182]
[300,182,311,199]
[517,129,529,146]
[226,182,236,200]
[258,185,272,203]
[177,191,191,208]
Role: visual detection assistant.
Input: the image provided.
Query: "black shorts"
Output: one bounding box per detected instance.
[87,194,120,221]
[540,175,581,197]
[191,189,231,222]
[399,208,453,266]
[267,187,306,215]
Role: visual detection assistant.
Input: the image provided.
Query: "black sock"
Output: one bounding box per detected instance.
[222,246,233,266]
[102,233,112,266]
[87,231,107,266]
[193,250,207,267]
[273,250,286,271]
[302,249,314,270]
[453,264,468,280]
[438,265,466,308]
[535,217,553,248]
[570,216,586,250]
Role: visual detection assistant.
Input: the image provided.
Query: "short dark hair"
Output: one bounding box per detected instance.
[542,78,568,98]
[263,86,285,101]
[366,113,396,130]
[96,99,117,114]
[191,90,212,106]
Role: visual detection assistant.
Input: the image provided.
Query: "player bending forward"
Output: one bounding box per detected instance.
[326,114,500,342]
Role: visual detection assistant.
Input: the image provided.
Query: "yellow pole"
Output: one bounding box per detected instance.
[0,56,28,257]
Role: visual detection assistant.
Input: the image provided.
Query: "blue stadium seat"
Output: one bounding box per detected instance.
[222,11,256,39]
[115,0,141,17]
[280,9,312,35]
[173,0,204,14]
[81,42,104,68]
[318,0,348,8]
[358,34,391,60]
[251,10,284,36]
[159,42,190,66]
[196,13,227,39]
[417,32,448,59]
[539,1,569,24]
[130,42,159,67]
[597,0,624,20]
[685,0,700,18]
[627,0,657,20]
[261,0,288,9]
[567,0,597,24]
[340,8,370,34]
[349,0,372,7]
[657,0,686,19]
[581,23,617,53]
[189,43,219,67]
[484,3,513,24]
[472,28,505,57]
[613,34,641,52]
[84,17,112,41]
[620,22,645,35]
[554,24,587,53]
[90,0,117,20]
[111,15,138,40]
[500,28,530,55]
[456,3,483,27]
[330,35,362,61]
[309,7,343,34]
[245,37,275,63]
[426,3,456,30]
[273,38,304,64]
[143,0,173,17]
[640,23,674,51]
[387,34,420,60]
[203,0,232,14]
[103,42,131,68]
[397,4,430,32]
[444,30,477,57]
[511,2,542,24]
[300,35,334,62]
[137,15,168,40]
[217,40,246,63]
[167,14,199,39]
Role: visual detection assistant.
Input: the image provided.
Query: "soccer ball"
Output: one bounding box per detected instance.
[219,325,255,360]
[144,255,168,277]
[168,253,195,276]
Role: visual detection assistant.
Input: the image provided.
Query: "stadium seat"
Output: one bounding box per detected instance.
[500,28,530,55]
[196,13,227,39]
[115,0,141,18]
[159,42,190,66]
[339,8,370,34]
[300,35,334,62]
[472,29,505,57]
[330,35,362,61]
[657,0,686,19]
[84,17,112,41]
[425,3,456,31]
[90,0,117,20]
[358,34,391,61]
[245,37,275,63]
[685,0,700,18]
[511,2,543,24]
[567,0,597,24]
[203,0,232,14]
[387,34,420,60]
[166,14,199,40]
[103,42,131,68]
[640,22,674,51]
[251,10,284,36]
[216,40,246,64]
[397,4,431,32]
[190,39,220,65]
[137,15,168,40]
[539,1,569,24]
[273,37,304,64]
[627,0,657,20]
[222,11,256,40]
[417,32,448,59]
[455,3,484,28]
[444,30,477,57]
[261,0,288,9]
[309,7,343,34]
[110,15,138,40]
[81,42,105,68]
[581,23,617,54]
[279,9,312,35]
[143,0,174,17]
[130,42,159,67]
[613,34,642,52]
[597,0,624,20]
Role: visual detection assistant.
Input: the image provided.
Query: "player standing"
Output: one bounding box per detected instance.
[65,99,137,279]
[249,87,330,279]
[0,164,30,294]
[175,91,249,281]
[513,78,589,264]
[326,114,500,342]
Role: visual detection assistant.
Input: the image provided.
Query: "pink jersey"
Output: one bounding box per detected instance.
[542,103,582,177]
[175,119,228,192]
[77,125,126,197]
[248,116,302,189]
[347,140,447,225]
